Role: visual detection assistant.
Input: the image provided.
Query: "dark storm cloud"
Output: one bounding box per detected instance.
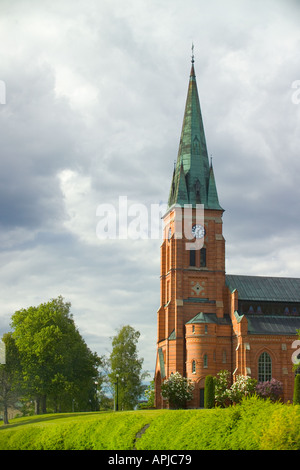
[0,59,86,232]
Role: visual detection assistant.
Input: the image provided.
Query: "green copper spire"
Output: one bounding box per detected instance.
[207,159,222,210]
[168,56,223,211]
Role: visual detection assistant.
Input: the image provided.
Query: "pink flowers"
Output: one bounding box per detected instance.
[256,379,283,401]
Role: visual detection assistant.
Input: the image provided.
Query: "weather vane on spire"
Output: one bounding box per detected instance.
[191,43,195,64]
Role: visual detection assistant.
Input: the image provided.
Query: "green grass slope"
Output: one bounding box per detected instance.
[0,397,299,450]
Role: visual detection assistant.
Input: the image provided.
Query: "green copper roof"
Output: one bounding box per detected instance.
[158,347,166,378]
[168,62,223,210]
[186,312,231,325]
[168,329,176,340]
[226,274,300,302]
[247,315,300,335]
[207,164,222,210]
[186,312,217,324]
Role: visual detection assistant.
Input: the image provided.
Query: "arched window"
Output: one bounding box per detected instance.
[192,360,196,374]
[258,352,272,382]
[203,354,208,368]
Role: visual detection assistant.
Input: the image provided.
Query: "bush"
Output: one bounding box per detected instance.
[161,372,194,409]
[229,395,280,450]
[214,370,231,407]
[0,412,155,450]
[214,370,257,406]
[260,404,300,450]
[256,378,283,402]
[228,375,257,404]
[204,375,215,409]
[293,375,300,405]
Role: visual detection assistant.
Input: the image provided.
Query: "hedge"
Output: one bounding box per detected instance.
[0,397,299,450]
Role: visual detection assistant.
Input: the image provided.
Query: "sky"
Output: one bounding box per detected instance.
[0,0,300,377]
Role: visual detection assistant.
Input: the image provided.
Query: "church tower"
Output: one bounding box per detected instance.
[154,52,300,407]
[155,54,232,408]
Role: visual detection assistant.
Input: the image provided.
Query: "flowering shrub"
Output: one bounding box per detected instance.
[214,370,257,406]
[214,370,231,407]
[228,375,257,404]
[256,379,283,402]
[161,372,194,409]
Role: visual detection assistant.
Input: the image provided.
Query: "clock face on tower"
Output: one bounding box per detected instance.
[191,224,206,239]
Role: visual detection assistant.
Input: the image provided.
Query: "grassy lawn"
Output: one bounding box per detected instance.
[0,397,299,450]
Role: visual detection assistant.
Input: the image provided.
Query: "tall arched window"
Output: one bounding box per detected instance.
[203,354,208,368]
[258,352,272,382]
[192,360,196,374]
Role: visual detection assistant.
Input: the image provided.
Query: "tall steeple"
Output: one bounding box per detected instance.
[155,53,227,409]
[168,52,222,211]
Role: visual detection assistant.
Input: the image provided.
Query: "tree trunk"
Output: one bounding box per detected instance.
[35,397,40,415]
[3,403,9,425]
[41,394,47,414]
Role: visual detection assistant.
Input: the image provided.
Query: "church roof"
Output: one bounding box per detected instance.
[226,274,300,302]
[168,59,222,211]
[186,312,231,325]
[247,315,300,335]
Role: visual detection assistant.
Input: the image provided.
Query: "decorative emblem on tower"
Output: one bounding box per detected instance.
[191,280,206,296]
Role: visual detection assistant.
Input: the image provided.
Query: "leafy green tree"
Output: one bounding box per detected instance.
[144,379,155,408]
[109,325,149,410]
[161,372,194,409]
[11,296,102,413]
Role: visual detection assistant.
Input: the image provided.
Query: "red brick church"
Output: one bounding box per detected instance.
[154,55,300,407]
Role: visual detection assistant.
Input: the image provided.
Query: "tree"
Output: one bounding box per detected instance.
[143,379,155,408]
[0,333,23,424]
[161,372,194,409]
[293,375,300,405]
[204,375,215,409]
[108,325,149,410]
[10,296,102,413]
